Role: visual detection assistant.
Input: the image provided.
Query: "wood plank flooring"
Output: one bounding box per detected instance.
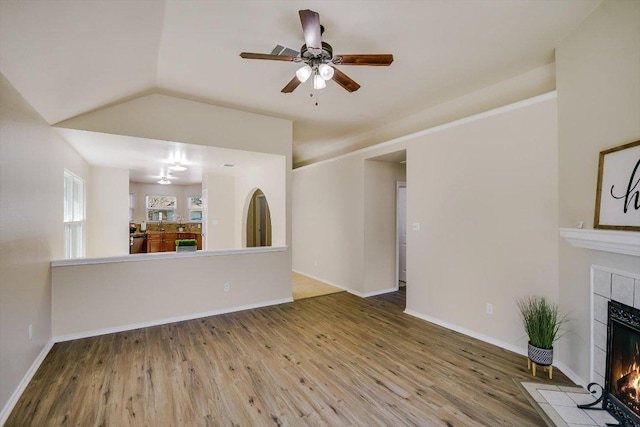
[6,289,573,426]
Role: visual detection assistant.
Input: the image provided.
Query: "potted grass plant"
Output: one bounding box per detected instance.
[176,239,197,252]
[517,296,567,377]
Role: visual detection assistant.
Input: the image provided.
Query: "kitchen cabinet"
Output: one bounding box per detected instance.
[163,233,177,252]
[146,234,163,253]
[144,232,202,253]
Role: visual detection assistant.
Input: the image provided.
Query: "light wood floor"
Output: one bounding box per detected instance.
[292,272,344,300]
[7,289,573,426]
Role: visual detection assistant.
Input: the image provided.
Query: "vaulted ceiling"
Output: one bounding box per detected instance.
[0,0,600,167]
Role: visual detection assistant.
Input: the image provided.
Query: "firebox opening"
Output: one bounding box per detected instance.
[610,321,640,418]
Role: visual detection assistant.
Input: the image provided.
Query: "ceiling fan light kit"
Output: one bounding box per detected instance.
[318,63,334,80]
[295,65,312,83]
[313,74,326,90]
[240,9,393,94]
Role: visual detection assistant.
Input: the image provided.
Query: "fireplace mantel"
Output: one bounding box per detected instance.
[560,228,640,257]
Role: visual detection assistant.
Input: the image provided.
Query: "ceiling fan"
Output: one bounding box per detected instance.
[240,9,393,93]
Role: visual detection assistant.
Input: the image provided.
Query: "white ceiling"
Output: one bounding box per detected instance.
[56,129,282,185]
[0,0,600,169]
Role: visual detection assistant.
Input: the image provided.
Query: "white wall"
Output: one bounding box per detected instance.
[52,249,291,338]
[203,174,235,250]
[0,73,90,420]
[87,166,130,257]
[293,94,559,348]
[293,158,366,293]
[406,97,559,347]
[236,157,287,248]
[556,0,640,383]
[55,94,292,157]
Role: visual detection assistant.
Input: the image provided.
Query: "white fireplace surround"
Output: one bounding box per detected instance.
[560,228,640,257]
[590,265,640,386]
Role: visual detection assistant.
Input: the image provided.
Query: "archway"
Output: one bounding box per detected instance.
[246,189,272,247]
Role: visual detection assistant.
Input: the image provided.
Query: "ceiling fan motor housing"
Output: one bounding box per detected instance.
[300,42,333,63]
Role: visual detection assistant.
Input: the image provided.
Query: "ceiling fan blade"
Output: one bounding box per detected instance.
[299,10,322,56]
[331,67,361,92]
[334,54,394,66]
[240,52,296,62]
[281,76,302,93]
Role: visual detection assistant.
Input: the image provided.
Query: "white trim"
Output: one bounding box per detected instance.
[51,245,288,267]
[396,181,407,287]
[553,360,588,388]
[53,297,293,343]
[403,308,588,387]
[293,91,557,171]
[0,340,55,426]
[560,228,640,257]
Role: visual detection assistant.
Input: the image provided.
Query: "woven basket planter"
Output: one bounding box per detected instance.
[528,342,553,366]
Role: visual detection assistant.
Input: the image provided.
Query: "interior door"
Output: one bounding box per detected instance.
[398,184,407,283]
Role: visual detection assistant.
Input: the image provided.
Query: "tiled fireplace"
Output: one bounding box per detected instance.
[591,265,640,386]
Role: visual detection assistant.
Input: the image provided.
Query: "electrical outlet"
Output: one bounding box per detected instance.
[412,222,421,231]
[486,303,493,315]
[29,324,33,340]
[224,282,230,292]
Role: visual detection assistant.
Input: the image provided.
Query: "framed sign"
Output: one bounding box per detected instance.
[594,140,640,231]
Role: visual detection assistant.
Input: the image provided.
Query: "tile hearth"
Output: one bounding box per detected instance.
[520,382,618,427]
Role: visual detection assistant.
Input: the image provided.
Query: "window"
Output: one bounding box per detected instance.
[64,170,85,258]
[188,196,203,221]
[146,195,176,221]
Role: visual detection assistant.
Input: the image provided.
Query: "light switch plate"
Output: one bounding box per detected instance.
[412,222,421,231]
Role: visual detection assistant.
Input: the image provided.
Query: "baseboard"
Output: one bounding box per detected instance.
[54,297,293,343]
[292,270,397,298]
[0,339,54,426]
[403,308,589,387]
[553,360,588,388]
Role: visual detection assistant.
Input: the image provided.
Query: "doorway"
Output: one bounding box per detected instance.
[397,181,407,287]
[246,189,272,247]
